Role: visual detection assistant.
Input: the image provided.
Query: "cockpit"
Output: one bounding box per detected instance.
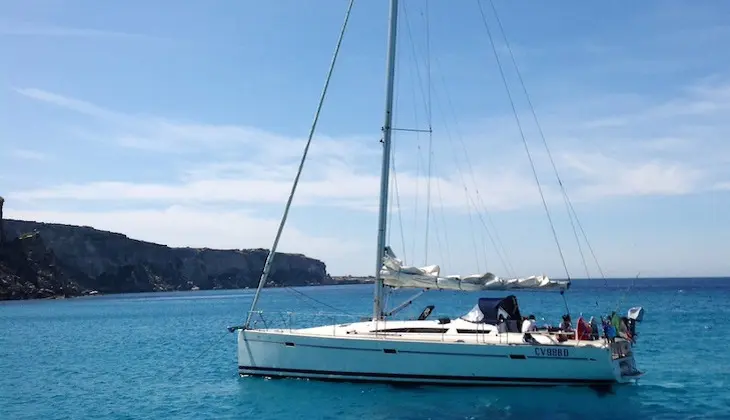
[460,295,523,332]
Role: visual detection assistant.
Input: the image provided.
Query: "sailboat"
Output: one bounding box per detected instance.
[229,0,645,386]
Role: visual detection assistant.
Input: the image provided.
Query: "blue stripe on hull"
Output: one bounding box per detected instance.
[237,365,616,386]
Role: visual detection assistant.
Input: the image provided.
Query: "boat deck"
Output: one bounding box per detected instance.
[250,317,620,350]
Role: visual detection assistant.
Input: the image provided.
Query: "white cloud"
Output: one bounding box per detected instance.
[5,3,730,278]
[15,88,124,120]
[10,84,728,216]
[13,87,378,160]
[713,181,730,191]
[11,149,49,161]
[559,152,704,199]
[0,21,164,41]
[6,163,547,214]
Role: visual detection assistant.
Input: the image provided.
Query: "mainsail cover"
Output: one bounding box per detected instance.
[380,247,569,291]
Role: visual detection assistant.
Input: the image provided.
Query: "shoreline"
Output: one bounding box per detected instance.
[3,275,727,302]
[0,277,376,302]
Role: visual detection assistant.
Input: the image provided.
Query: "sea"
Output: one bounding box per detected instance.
[1,278,729,419]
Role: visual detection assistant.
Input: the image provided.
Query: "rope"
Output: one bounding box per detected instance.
[244,0,356,328]
[475,0,571,282]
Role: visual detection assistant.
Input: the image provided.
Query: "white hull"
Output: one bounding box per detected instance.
[237,320,640,387]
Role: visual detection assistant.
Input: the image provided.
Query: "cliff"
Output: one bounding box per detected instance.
[1,219,333,300]
[0,232,83,300]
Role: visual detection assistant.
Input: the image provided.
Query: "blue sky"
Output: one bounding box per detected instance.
[2,0,730,278]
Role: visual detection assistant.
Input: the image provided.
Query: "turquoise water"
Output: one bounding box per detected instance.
[2,279,729,419]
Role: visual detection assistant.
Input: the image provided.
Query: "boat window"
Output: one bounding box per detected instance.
[371,327,449,333]
[456,329,493,334]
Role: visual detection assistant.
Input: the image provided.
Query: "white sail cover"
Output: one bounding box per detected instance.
[380,247,569,291]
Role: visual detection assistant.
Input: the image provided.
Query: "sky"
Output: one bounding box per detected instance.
[2,0,730,279]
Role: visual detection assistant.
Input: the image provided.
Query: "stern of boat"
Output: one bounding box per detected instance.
[610,339,643,383]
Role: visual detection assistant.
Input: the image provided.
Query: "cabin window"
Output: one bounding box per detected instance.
[456,329,493,334]
[371,327,449,333]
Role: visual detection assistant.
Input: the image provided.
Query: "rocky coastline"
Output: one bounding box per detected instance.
[0,215,370,301]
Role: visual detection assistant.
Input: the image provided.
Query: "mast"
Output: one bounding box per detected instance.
[373,0,399,321]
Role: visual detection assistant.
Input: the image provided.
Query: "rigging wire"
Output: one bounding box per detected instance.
[429,47,517,278]
[284,286,354,316]
[411,144,421,263]
[433,174,453,268]
[402,1,425,266]
[475,0,572,283]
[391,152,409,263]
[480,226,489,271]
[388,36,408,263]
[485,0,598,284]
[243,0,356,327]
[414,5,483,272]
[428,61,515,277]
[387,79,396,246]
[615,273,639,313]
[401,2,431,126]
[423,0,434,266]
[408,7,452,269]
[428,85,489,275]
[424,62,490,273]
[415,146,447,266]
[567,197,608,282]
[406,1,506,275]
[413,1,514,275]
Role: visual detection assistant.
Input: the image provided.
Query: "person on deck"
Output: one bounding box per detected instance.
[601,317,610,343]
[611,311,621,332]
[559,314,572,332]
[618,316,632,341]
[605,315,617,344]
[521,315,537,333]
[576,316,591,340]
[557,314,573,342]
[589,317,599,340]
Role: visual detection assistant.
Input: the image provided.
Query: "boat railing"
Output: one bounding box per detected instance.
[609,339,633,359]
[244,310,365,334]
[241,311,623,349]
[504,329,612,348]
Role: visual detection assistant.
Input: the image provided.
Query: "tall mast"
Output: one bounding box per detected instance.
[373,0,399,321]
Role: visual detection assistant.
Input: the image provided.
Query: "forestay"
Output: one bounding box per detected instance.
[380,247,569,291]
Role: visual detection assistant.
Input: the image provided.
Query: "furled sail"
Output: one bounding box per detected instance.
[380,247,569,291]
